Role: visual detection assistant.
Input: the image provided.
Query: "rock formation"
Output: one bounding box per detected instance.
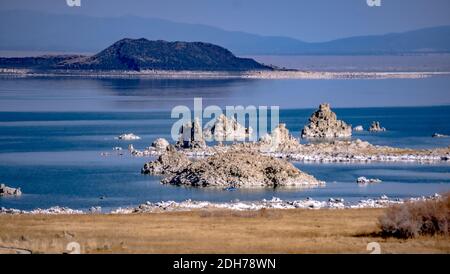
[369,121,386,132]
[116,133,141,140]
[357,177,382,184]
[432,133,448,138]
[0,184,22,196]
[259,123,301,152]
[301,103,352,139]
[161,150,324,188]
[141,146,191,175]
[175,118,206,149]
[151,138,170,151]
[203,114,252,142]
[353,125,364,131]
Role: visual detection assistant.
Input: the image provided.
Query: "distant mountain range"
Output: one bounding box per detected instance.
[0,38,271,71]
[1,11,450,55]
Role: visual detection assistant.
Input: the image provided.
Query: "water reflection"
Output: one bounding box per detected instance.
[1,76,450,111]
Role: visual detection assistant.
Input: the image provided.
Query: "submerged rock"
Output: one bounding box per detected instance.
[203,114,252,142]
[369,121,386,132]
[0,184,22,197]
[116,133,141,140]
[161,150,325,188]
[356,177,382,184]
[432,133,448,138]
[301,103,352,139]
[175,118,206,149]
[151,138,170,151]
[141,146,191,175]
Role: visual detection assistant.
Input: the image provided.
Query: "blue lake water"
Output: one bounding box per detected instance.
[0,76,450,210]
[249,54,450,72]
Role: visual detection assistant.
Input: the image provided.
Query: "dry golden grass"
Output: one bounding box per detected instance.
[0,208,449,254]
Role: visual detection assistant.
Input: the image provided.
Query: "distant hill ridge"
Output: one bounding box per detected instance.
[1,11,450,55]
[0,38,271,71]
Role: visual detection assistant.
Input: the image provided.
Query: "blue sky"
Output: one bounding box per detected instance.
[1,0,450,42]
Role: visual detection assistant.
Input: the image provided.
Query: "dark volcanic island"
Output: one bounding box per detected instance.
[0,38,271,72]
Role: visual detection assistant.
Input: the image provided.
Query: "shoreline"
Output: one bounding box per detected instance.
[0,194,442,215]
[131,139,450,164]
[1,68,450,79]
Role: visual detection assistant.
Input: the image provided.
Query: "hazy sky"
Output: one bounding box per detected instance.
[1,0,450,42]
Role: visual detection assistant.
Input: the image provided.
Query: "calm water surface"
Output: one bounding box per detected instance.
[0,76,449,210]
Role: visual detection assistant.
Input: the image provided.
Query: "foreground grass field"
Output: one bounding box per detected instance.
[0,208,449,254]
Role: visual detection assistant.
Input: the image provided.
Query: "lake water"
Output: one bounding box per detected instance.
[0,75,450,210]
[249,54,450,72]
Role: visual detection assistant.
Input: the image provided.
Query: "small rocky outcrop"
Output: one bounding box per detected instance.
[0,184,22,196]
[432,133,448,138]
[259,123,301,152]
[175,118,206,149]
[116,133,141,140]
[151,138,170,151]
[141,146,191,175]
[369,121,386,132]
[161,150,324,188]
[357,177,382,184]
[203,114,252,142]
[301,103,352,139]
[353,125,364,131]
